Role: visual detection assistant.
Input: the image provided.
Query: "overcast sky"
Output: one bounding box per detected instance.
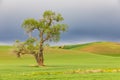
[0,0,120,45]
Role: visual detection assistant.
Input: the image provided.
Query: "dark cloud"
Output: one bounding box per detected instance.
[1,0,120,44]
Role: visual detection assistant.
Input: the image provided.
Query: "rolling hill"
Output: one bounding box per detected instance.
[63,42,120,56]
[1,43,120,79]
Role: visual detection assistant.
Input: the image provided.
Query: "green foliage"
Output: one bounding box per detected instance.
[22,10,68,42]
[13,38,39,57]
[22,18,38,33]
[43,10,64,22]
[14,10,68,65]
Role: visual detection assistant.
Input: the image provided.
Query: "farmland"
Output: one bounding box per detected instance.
[1,42,120,80]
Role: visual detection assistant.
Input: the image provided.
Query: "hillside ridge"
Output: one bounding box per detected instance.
[63,41,120,56]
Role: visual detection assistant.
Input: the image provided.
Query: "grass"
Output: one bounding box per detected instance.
[63,42,120,56]
[62,42,95,49]
[1,45,120,80]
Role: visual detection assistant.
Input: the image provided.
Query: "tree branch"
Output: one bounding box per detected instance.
[40,30,44,42]
[43,33,51,42]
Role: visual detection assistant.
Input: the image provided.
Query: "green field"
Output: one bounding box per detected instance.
[63,42,120,56]
[1,44,120,80]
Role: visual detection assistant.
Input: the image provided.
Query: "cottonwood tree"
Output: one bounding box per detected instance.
[14,10,68,66]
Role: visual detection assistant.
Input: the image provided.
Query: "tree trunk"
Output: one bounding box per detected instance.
[34,51,44,66]
[34,42,44,66]
[34,31,45,66]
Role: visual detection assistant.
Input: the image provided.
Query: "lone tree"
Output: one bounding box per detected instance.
[13,10,68,66]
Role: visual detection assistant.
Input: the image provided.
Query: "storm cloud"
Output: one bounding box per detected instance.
[0,0,120,45]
